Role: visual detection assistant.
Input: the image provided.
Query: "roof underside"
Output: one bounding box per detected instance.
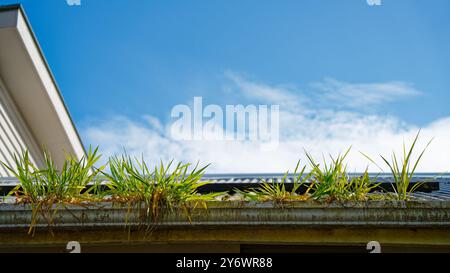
[0,5,85,171]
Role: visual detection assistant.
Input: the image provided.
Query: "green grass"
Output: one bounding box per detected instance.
[103,155,222,230]
[347,169,381,201]
[1,146,104,234]
[363,131,433,200]
[236,160,312,203]
[305,147,380,201]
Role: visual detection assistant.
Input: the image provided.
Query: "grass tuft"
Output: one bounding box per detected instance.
[363,131,433,200]
[1,146,104,235]
[236,160,312,203]
[305,147,379,201]
[103,155,221,232]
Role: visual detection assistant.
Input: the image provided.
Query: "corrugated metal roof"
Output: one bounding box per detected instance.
[1,174,449,200]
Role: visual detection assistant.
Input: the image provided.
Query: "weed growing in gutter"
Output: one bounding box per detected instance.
[306,147,380,202]
[1,147,104,235]
[235,161,313,203]
[0,132,435,234]
[103,155,222,232]
[363,131,433,201]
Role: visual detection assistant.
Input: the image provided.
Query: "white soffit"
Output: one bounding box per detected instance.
[0,5,85,165]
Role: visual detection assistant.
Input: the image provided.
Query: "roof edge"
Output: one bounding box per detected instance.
[0,4,87,158]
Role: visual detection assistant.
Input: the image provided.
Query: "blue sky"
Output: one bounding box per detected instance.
[2,0,450,172]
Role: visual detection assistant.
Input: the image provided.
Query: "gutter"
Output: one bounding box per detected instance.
[1,201,450,251]
[1,200,450,230]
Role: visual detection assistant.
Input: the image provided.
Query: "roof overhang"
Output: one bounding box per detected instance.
[0,5,85,164]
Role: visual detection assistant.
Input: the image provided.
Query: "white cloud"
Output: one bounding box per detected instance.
[225,72,421,111]
[82,74,450,174]
[310,78,421,109]
[225,71,306,109]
